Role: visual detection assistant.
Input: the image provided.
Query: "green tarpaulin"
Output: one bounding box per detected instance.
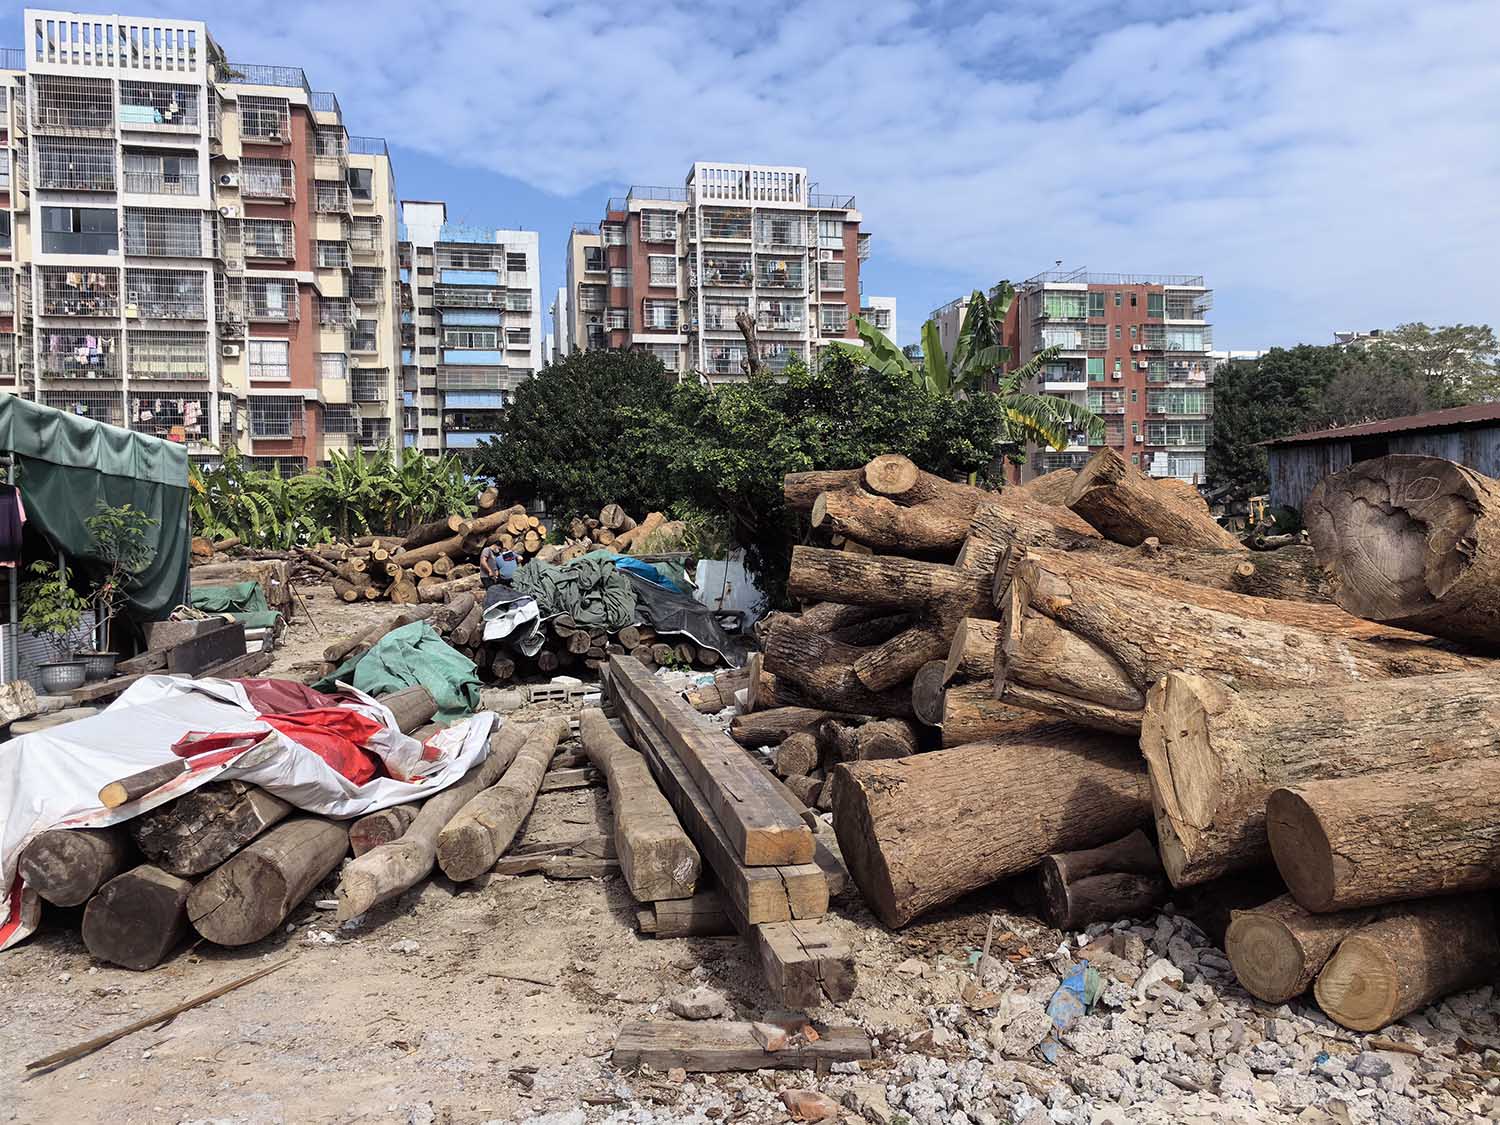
[0,396,189,620]
[511,551,636,630]
[189,582,283,632]
[313,621,480,722]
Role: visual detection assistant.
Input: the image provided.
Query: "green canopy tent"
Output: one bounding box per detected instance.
[0,396,191,661]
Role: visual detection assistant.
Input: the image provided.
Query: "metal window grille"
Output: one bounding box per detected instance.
[36,137,115,190]
[130,389,209,439]
[12,139,27,193]
[351,319,378,352]
[578,286,605,312]
[585,326,606,349]
[318,353,347,380]
[248,395,303,437]
[1142,326,1166,349]
[640,210,678,242]
[583,247,606,272]
[0,340,15,384]
[126,268,207,320]
[315,182,350,214]
[817,261,845,290]
[127,329,209,380]
[443,328,499,349]
[505,291,531,312]
[124,208,206,257]
[435,285,503,308]
[439,247,502,270]
[240,158,295,200]
[505,252,527,273]
[318,296,354,327]
[757,299,803,331]
[242,218,294,259]
[642,300,678,330]
[648,257,676,287]
[313,129,348,181]
[1087,325,1109,349]
[43,388,125,426]
[820,306,849,334]
[39,329,122,377]
[30,75,113,134]
[755,216,808,247]
[245,278,299,321]
[758,259,805,289]
[0,272,12,315]
[352,372,386,402]
[247,338,290,381]
[699,209,752,240]
[238,96,290,142]
[316,241,350,269]
[505,328,531,346]
[119,80,200,130]
[698,255,753,286]
[39,265,120,316]
[358,417,391,447]
[703,298,749,330]
[609,267,629,288]
[350,268,385,304]
[323,403,358,433]
[708,344,746,374]
[601,223,625,246]
[122,149,198,195]
[0,151,10,193]
[350,218,382,256]
[646,344,678,371]
[605,308,628,330]
[216,273,246,325]
[763,345,798,373]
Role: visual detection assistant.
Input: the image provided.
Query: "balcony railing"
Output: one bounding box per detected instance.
[126,270,208,320]
[39,332,122,378]
[315,184,351,214]
[759,265,805,289]
[351,332,378,352]
[434,285,503,308]
[244,280,299,321]
[127,331,210,380]
[436,367,526,391]
[352,375,386,402]
[240,159,295,200]
[39,267,120,317]
[36,139,115,190]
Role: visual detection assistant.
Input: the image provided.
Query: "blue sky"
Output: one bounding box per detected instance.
[22,0,1500,348]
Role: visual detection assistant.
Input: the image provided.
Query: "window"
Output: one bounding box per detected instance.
[1113,292,1122,307]
[610,267,629,288]
[123,150,196,195]
[42,206,119,254]
[1086,357,1105,380]
[352,319,378,352]
[1147,293,1165,318]
[1131,421,1140,435]
[1130,388,1138,402]
[818,218,844,249]
[1130,325,1137,339]
[601,223,625,246]
[506,252,527,273]
[1130,293,1138,307]
[1086,325,1108,349]
[248,339,289,381]
[641,210,677,242]
[506,328,530,346]
[319,353,347,380]
[1087,292,1105,317]
[583,246,606,272]
[443,328,499,349]
[1043,291,1086,319]
[819,261,845,289]
[648,256,677,287]
[1114,325,1122,339]
[1114,359,1122,376]
[1131,454,1139,465]
[820,305,849,334]
[0,151,10,193]
[347,167,373,201]
[643,299,678,329]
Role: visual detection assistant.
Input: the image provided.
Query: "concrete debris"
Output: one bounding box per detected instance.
[667,986,730,1021]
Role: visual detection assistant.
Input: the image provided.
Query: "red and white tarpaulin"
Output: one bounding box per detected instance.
[0,675,497,951]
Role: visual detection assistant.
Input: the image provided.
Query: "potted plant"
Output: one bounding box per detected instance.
[78,501,158,680]
[20,560,90,693]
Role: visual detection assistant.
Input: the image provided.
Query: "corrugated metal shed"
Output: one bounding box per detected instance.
[1263,405,1500,509]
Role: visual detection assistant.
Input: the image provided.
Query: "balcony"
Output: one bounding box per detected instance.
[124,208,209,258]
[39,331,122,378]
[442,349,504,365]
[36,138,115,191]
[1043,377,1089,393]
[350,269,386,305]
[39,267,120,317]
[130,391,210,443]
[706,345,747,375]
[240,159,295,201]
[351,331,378,353]
[696,209,752,241]
[238,96,292,144]
[758,263,804,289]
[30,76,114,136]
[352,374,386,403]
[436,367,526,391]
[315,184,352,215]
[443,408,506,433]
[243,220,295,261]
[119,81,202,134]
[126,271,209,321]
[435,285,503,308]
[755,218,808,248]
[316,241,351,270]
[128,330,210,381]
[442,430,499,449]
[248,397,305,439]
[244,279,299,322]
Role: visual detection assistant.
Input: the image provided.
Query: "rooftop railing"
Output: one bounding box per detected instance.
[349,135,389,157]
[224,63,311,94]
[810,192,856,209]
[310,90,341,115]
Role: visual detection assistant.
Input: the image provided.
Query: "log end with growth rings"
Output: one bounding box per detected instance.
[863,454,921,499]
[1264,788,1338,912]
[1312,935,1401,1032]
[1224,910,1314,1003]
[1139,673,1232,887]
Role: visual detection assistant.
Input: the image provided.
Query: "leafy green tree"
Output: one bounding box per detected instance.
[1310,348,1429,428]
[20,561,90,662]
[1377,322,1500,406]
[84,501,158,650]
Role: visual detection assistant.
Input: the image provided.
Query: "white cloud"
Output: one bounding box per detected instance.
[170,0,1500,344]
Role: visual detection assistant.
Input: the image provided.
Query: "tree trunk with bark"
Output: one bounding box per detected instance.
[1057,541,1331,603]
[945,617,999,682]
[1038,829,1168,931]
[349,805,421,856]
[812,488,971,555]
[128,782,292,876]
[81,864,194,970]
[402,515,471,552]
[1313,895,1500,1031]
[1268,758,1500,912]
[954,499,1102,572]
[17,827,132,907]
[927,679,1054,748]
[830,726,1149,926]
[783,469,862,513]
[1009,469,1077,506]
[1140,669,1500,887]
[728,705,868,747]
[761,615,914,718]
[1066,447,1242,550]
[788,545,989,615]
[816,717,918,763]
[1305,454,1500,647]
[1224,894,1379,1003]
[377,685,438,735]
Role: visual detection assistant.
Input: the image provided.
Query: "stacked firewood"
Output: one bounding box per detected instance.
[745,447,1500,1032]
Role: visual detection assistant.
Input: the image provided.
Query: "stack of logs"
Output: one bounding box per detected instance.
[556,503,687,562]
[738,447,1500,1031]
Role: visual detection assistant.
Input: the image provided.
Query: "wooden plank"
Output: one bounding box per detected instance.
[167,620,246,675]
[611,682,792,927]
[752,917,858,1008]
[196,650,274,681]
[116,649,168,675]
[612,1020,872,1073]
[538,766,602,793]
[638,892,735,938]
[69,672,148,704]
[492,855,620,879]
[609,655,813,867]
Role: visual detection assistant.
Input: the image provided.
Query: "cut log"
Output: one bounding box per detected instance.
[335,724,525,920]
[1313,895,1500,1031]
[944,617,999,682]
[1038,829,1168,931]
[392,531,469,568]
[377,685,438,735]
[851,623,951,693]
[437,718,568,881]
[1010,468,1077,505]
[187,559,291,612]
[1065,447,1242,549]
[579,707,700,902]
[388,577,421,605]
[929,678,1054,748]
[349,805,421,857]
[996,552,1488,732]
[128,782,292,876]
[431,554,453,577]
[294,547,341,577]
[476,485,499,512]
[1140,669,1500,888]
[402,514,471,552]
[323,605,441,664]
[17,827,132,907]
[613,511,666,552]
[1080,542,1331,603]
[1268,759,1500,912]
[1225,894,1379,1003]
[812,488,971,555]
[449,600,484,648]
[490,653,516,682]
[762,616,914,719]
[831,726,1149,927]
[1305,454,1500,646]
[610,656,814,865]
[862,454,986,515]
[599,502,629,530]
[728,705,866,748]
[418,573,483,603]
[81,865,193,970]
[752,916,858,1007]
[187,817,350,946]
[788,545,988,615]
[955,498,1102,571]
[816,717,917,763]
[773,731,819,777]
[783,468,862,513]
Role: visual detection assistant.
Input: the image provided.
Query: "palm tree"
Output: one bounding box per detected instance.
[833,282,1104,450]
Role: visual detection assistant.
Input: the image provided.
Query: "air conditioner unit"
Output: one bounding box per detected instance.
[1134,434,1144,443]
[1137,361,1149,370]
[221,343,241,358]
[1111,372,1123,380]
[266,131,283,143]
[819,250,834,261]
[226,258,245,273]
[219,205,239,219]
[1131,344,1142,352]
[218,173,239,188]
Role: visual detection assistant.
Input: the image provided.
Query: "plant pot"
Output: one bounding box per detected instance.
[37,660,89,694]
[78,651,119,681]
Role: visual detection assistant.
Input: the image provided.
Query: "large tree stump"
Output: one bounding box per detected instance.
[187,818,350,946]
[830,727,1148,927]
[861,454,986,515]
[1305,454,1500,647]
[81,864,193,970]
[129,782,292,876]
[1225,894,1379,1003]
[1140,669,1500,887]
[1038,829,1168,931]
[1268,759,1500,911]
[579,708,700,902]
[18,827,132,907]
[1065,447,1242,549]
[1313,895,1500,1031]
[437,717,569,881]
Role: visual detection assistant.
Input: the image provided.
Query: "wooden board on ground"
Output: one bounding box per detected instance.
[609,655,813,867]
[166,620,247,675]
[68,673,149,705]
[752,916,858,1007]
[637,892,734,938]
[612,1020,872,1073]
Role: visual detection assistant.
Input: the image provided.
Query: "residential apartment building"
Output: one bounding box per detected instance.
[559,223,602,356]
[0,9,403,469]
[397,200,541,453]
[1011,269,1214,483]
[573,162,876,383]
[858,295,896,343]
